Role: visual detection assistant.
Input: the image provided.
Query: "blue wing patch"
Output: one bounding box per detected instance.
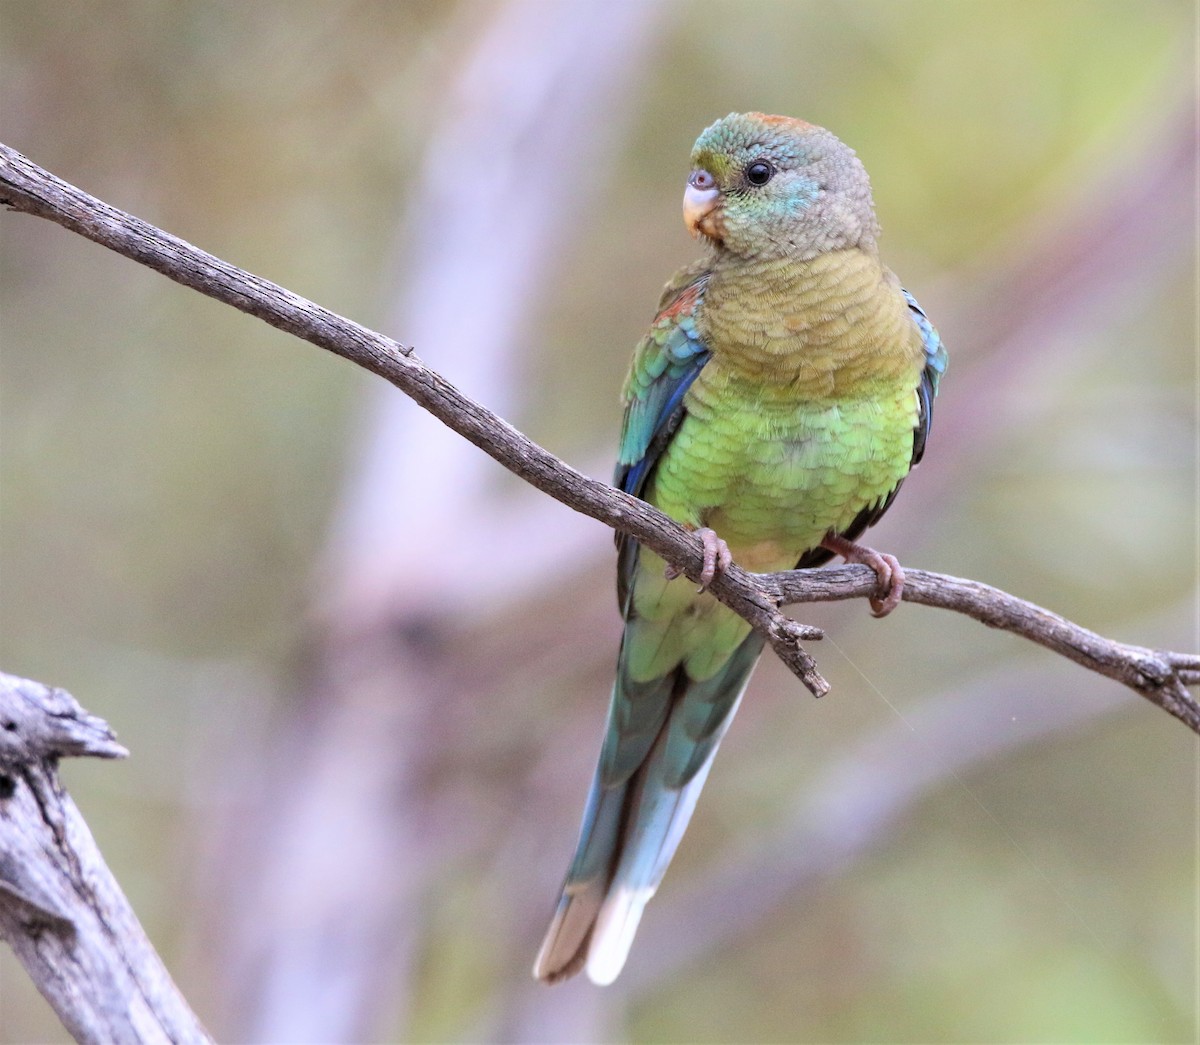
[614,279,710,499]
[902,288,947,467]
[613,276,711,608]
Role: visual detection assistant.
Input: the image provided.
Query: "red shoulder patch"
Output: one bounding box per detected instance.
[657,282,703,322]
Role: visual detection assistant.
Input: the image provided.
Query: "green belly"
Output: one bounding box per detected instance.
[648,386,918,572]
[624,382,917,684]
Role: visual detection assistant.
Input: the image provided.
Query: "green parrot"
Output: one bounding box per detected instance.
[534,112,947,985]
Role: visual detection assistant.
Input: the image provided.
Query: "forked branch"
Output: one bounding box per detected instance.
[1,141,1195,733]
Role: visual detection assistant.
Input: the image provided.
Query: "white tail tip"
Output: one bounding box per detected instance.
[585,885,654,985]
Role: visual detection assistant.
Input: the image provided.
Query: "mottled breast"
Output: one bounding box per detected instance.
[648,248,925,570]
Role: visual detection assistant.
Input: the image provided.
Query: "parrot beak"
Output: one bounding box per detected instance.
[683,170,721,240]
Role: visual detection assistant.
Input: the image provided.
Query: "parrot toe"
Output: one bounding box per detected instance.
[666,527,732,590]
[867,552,904,616]
[820,534,905,617]
[696,527,732,589]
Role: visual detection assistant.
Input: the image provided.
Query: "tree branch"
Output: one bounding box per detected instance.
[0,672,212,1044]
[1,141,1195,733]
[762,565,1200,732]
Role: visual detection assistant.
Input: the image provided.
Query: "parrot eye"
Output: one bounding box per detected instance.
[745,161,774,186]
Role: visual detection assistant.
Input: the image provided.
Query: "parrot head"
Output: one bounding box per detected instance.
[684,112,879,261]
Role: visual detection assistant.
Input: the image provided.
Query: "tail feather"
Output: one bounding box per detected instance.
[532,771,629,983]
[585,883,653,986]
[583,723,725,985]
[534,632,763,985]
[666,633,765,786]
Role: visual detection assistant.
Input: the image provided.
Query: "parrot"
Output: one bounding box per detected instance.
[533,112,947,986]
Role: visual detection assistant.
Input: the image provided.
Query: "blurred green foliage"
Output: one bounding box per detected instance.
[1,1,1194,1041]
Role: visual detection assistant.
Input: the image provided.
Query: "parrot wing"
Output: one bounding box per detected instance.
[796,285,947,567]
[613,271,711,608]
[904,287,948,468]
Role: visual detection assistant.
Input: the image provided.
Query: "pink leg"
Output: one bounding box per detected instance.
[820,533,905,617]
[664,526,732,590]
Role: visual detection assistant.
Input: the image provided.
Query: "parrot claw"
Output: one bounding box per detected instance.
[664,527,732,590]
[820,534,905,617]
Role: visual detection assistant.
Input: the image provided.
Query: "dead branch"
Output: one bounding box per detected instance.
[0,671,212,1044]
[0,141,1195,736]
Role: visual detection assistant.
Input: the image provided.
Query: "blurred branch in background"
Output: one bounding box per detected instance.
[190,3,669,1041]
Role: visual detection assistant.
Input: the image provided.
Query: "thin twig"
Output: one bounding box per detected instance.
[762,565,1200,732]
[1,142,1195,732]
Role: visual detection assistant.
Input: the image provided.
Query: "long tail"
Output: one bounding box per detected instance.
[533,632,764,985]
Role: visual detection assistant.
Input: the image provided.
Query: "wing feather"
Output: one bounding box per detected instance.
[797,286,947,568]
[613,272,711,608]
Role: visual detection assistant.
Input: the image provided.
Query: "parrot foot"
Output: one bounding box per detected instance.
[665,527,731,590]
[820,534,905,617]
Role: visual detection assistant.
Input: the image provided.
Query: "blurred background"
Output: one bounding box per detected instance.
[1,1,1195,1041]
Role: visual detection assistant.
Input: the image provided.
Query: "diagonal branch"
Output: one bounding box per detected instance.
[1,141,1196,733]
